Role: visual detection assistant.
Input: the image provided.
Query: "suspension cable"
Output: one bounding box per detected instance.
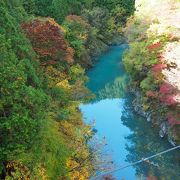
[90,145,180,180]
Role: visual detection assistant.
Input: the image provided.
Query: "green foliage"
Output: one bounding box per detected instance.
[33,0,53,17]
[83,7,113,43]
[0,1,70,178]
[57,109,71,121]
[140,73,157,92]
[63,16,87,58]
[22,119,70,179]
[93,0,135,15]
[23,0,37,14]
[32,0,85,23]
[49,86,70,106]
[123,42,148,80]
[0,0,135,179]
[69,64,86,83]
[0,1,49,164]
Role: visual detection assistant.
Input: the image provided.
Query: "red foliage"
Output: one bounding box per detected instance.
[146,91,158,98]
[159,83,173,94]
[167,114,180,125]
[152,63,167,72]
[159,83,178,106]
[147,42,161,51]
[163,95,177,106]
[22,18,74,65]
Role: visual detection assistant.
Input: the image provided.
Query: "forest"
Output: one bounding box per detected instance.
[1,0,179,179]
[0,0,135,179]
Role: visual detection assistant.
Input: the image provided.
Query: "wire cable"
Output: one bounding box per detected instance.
[90,145,180,180]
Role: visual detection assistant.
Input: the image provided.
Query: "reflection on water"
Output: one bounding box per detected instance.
[86,45,128,94]
[80,45,180,179]
[97,75,129,101]
[121,97,180,179]
[80,98,136,179]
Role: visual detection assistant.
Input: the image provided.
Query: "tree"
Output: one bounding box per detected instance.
[22,18,74,65]
[0,34,49,166]
[63,15,89,58]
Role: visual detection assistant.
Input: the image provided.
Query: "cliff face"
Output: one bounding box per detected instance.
[124,0,180,144]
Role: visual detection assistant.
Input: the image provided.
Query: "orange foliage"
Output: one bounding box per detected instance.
[147,42,162,51]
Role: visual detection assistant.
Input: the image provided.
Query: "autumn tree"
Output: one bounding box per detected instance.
[22,18,74,65]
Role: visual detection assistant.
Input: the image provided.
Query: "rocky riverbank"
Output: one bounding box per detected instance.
[123,0,180,146]
[130,87,176,146]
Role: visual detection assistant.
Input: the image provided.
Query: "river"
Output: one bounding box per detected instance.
[80,45,180,180]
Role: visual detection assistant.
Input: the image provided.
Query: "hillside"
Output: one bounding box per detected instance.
[124,0,180,144]
[0,1,134,179]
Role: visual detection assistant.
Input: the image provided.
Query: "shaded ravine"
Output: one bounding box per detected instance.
[80,45,180,179]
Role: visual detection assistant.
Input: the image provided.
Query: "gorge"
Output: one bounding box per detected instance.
[80,45,179,179]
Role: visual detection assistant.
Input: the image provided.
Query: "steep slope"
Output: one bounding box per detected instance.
[135,0,180,96]
[0,0,135,179]
[124,0,180,144]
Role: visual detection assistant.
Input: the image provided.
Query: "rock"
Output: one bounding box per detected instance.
[146,113,151,122]
[132,97,147,117]
[92,128,98,134]
[168,136,176,146]
[159,121,168,138]
[110,35,127,45]
[159,129,165,138]
[130,88,177,146]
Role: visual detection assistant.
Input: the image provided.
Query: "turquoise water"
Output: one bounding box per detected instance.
[80,45,180,180]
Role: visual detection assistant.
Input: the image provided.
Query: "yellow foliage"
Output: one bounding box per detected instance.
[67,158,79,169]
[59,120,75,137]
[33,165,49,180]
[143,103,150,111]
[56,79,71,90]
[79,33,88,40]
[69,169,89,180]
[45,65,68,87]
[6,161,49,180]
[6,161,30,180]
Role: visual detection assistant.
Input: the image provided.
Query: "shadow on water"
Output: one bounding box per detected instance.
[121,97,180,179]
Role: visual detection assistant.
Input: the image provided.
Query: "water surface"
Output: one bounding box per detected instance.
[80,45,180,180]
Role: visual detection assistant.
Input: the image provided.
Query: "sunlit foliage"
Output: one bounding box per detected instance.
[123,0,180,143]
